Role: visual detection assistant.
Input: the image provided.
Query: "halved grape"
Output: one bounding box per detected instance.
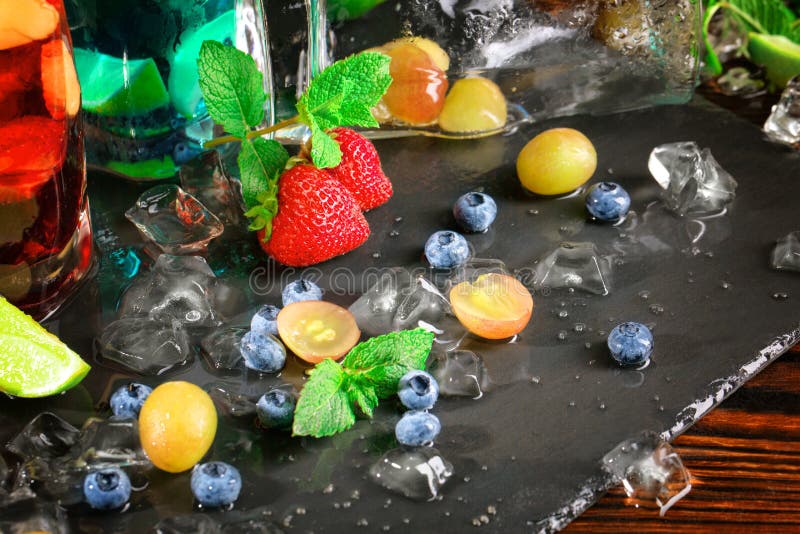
[450,273,533,340]
[277,301,360,364]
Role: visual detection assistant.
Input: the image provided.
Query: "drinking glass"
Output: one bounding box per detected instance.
[0,0,94,319]
[65,0,274,180]
[316,0,703,138]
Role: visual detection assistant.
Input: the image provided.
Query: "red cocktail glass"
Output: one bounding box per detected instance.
[0,0,94,319]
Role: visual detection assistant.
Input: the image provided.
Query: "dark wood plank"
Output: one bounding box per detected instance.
[567,344,800,532]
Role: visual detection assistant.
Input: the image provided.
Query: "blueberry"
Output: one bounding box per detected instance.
[240,331,286,373]
[607,322,654,366]
[83,467,131,510]
[585,182,631,222]
[251,304,281,336]
[190,461,242,507]
[282,279,323,306]
[256,388,296,429]
[453,192,498,233]
[424,230,470,269]
[397,370,439,411]
[395,410,441,447]
[109,383,153,419]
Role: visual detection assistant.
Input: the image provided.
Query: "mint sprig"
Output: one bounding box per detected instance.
[197,42,391,239]
[292,329,435,438]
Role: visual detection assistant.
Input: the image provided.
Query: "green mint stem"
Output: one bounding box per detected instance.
[203,116,300,149]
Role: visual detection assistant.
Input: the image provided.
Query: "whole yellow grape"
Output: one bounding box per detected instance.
[138,381,217,473]
[516,128,597,196]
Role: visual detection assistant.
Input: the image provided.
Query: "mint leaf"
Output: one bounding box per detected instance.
[343,329,434,398]
[237,138,289,237]
[198,40,266,138]
[292,359,356,437]
[346,377,379,417]
[296,52,391,168]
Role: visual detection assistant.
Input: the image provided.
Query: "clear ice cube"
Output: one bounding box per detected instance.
[393,276,468,351]
[201,327,246,371]
[349,267,413,337]
[74,417,150,470]
[602,431,692,516]
[648,142,737,216]
[6,412,80,461]
[179,150,243,226]
[98,317,191,375]
[426,350,489,399]
[0,489,68,534]
[532,242,613,295]
[349,269,466,350]
[446,257,510,289]
[125,184,224,254]
[118,255,233,327]
[206,384,258,418]
[369,447,454,501]
[770,231,800,272]
[764,75,800,146]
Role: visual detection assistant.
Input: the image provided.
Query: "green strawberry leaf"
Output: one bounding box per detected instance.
[238,138,289,239]
[197,40,266,138]
[342,329,434,398]
[296,51,391,168]
[292,359,356,437]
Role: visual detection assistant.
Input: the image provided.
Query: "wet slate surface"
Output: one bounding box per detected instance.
[2,98,799,532]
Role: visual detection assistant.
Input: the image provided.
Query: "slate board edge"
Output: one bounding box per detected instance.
[537,324,800,533]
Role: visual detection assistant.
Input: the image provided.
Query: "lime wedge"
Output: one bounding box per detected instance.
[167,10,236,119]
[0,296,90,398]
[747,33,800,88]
[73,48,170,116]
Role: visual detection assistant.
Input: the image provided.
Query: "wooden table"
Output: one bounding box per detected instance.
[568,343,800,532]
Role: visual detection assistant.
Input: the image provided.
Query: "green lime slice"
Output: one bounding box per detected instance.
[74,48,170,116]
[747,32,800,88]
[106,156,177,179]
[0,296,90,398]
[167,10,236,119]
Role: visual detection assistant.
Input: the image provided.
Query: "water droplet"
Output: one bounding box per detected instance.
[389,230,400,237]
[638,290,651,300]
[557,330,568,341]
[568,401,576,407]
[720,281,731,290]
[351,490,361,500]
[585,343,592,350]
[481,465,488,471]
[372,252,382,259]
[530,375,541,384]
[574,323,586,333]
[323,484,334,494]
[575,374,581,381]
[653,395,660,402]
[599,402,607,410]
[356,518,369,527]
[772,292,789,301]
[527,209,539,215]
[296,507,306,515]
[487,505,497,515]
[649,304,665,315]
[558,310,569,319]
[395,216,404,223]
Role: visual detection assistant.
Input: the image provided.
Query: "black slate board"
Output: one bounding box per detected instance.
[1,98,799,532]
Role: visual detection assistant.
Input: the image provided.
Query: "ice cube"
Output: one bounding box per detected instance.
[0,489,68,534]
[648,142,737,216]
[770,231,800,272]
[531,242,613,295]
[179,150,243,226]
[393,276,468,351]
[602,431,692,516]
[426,350,489,399]
[6,412,80,461]
[206,384,257,418]
[117,255,227,327]
[98,317,191,375]
[764,76,800,146]
[349,267,414,337]
[201,327,246,371]
[716,66,765,97]
[369,447,454,501]
[446,257,510,289]
[74,417,150,469]
[153,514,222,533]
[125,184,224,254]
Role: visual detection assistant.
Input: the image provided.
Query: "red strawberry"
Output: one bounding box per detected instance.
[321,127,393,211]
[258,164,370,267]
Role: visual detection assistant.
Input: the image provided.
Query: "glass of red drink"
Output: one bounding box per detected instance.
[0,0,94,319]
